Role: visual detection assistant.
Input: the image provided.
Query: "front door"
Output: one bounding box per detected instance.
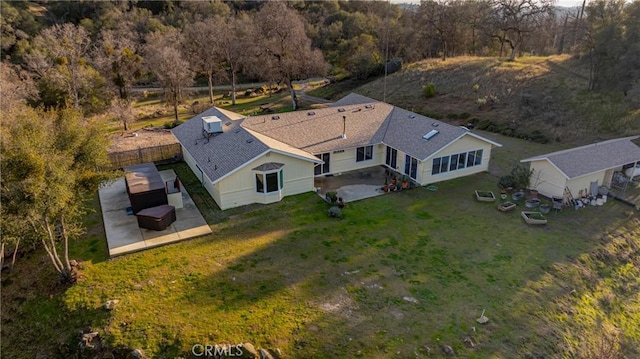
[315,153,330,175]
[386,146,397,169]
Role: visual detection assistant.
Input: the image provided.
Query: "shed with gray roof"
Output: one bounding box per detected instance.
[520,136,640,199]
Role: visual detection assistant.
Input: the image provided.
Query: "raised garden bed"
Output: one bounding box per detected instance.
[521,211,547,225]
[498,202,517,212]
[475,190,496,202]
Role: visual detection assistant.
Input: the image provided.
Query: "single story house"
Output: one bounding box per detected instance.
[520,136,640,199]
[172,93,502,210]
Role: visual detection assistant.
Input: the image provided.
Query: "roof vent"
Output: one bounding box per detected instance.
[352,108,361,112]
[338,108,345,112]
[364,104,374,109]
[307,111,316,116]
[202,116,223,134]
[271,115,280,120]
[431,122,439,127]
[423,129,440,140]
[246,138,254,143]
[225,121,232,126]
[409,115,416,119]
[234,128,241,134]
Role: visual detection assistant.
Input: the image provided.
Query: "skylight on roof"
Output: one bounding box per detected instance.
[423,129,439,140]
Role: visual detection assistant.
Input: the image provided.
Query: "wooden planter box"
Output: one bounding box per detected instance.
[498,202,517,212]
[521,211,547,225]
[475,190,496,202]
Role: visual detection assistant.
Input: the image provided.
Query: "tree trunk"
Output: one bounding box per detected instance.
[231,71,237,106]
[60,215,70,271]
[472,26,476,56]
[173,94,179,124]
[286,77,298,110]
[572,0,587,51]
[40,218,63,274]
[10,238,20,270]
[207,70,214,104]
[558,13,569,54]
[442,40,447,61]
[509,46,518,61]
[0,242,4,268]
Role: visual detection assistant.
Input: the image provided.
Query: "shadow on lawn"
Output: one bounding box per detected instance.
[175,172,636,358]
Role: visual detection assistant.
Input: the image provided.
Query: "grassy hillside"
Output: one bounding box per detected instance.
[312,55,640,144]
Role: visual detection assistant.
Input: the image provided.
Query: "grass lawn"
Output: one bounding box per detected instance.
[2,135,639,358]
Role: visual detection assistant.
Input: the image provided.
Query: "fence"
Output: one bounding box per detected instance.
[107,143,183,169]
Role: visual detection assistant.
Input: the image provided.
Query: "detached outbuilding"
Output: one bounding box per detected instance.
[520,136,640,199]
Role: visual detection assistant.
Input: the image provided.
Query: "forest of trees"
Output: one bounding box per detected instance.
[1,0,639,117]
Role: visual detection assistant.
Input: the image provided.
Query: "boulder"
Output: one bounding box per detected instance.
[79,331,99,349]
[259,348,275,359]
[104,299,120,311]
[128,348,147,359]
[442,345,455,356]
[464,336,475,348]
[240,343,259,359]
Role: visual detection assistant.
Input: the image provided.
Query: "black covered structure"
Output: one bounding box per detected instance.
[124,163,168,214]
[136,204,176,231]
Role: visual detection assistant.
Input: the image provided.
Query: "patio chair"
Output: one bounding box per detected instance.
[552,196,563,213]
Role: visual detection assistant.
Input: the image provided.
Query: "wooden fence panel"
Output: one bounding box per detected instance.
[107,143,182,169]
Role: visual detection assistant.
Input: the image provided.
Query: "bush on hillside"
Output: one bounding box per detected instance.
[423,83,437,98]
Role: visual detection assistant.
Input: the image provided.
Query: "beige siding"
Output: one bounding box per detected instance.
[419,134,494,185]
[217,151,315,210]
[567,171,607,198]
[182,146,221,206]
[319,143,385,175]
[528,160,567,198]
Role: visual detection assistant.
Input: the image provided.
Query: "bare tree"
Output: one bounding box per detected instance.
[252,2,328,110]
[144,28,193,124]
[218,14,255,106]
[26,23,94,109]
[419,0,462,61]
[95,29,143,103]
[491,0,554,60]
[183,18,224,104]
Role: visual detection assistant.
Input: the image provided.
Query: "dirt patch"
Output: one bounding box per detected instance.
[108,128,179,153]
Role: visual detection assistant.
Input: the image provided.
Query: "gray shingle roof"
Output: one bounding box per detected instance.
[173,95,502,183]
[241,101,393,154]
[521,136,640,179]
[383,107,468,160]
[242,93,497,160]
[172,108,269,183]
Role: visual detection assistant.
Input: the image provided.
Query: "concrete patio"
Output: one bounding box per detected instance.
[99,169,212,257]
[314,166,411,203]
